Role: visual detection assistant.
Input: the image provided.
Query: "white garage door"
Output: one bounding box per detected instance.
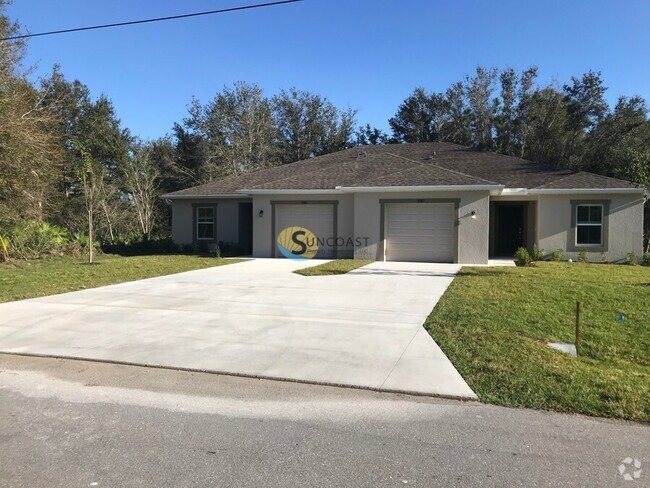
[384,203,455,262]
[274,204,335,258]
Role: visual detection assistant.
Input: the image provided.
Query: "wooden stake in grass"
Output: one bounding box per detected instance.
[575,301,581,356]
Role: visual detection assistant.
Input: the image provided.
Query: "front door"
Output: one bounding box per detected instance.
[496,205,525,256]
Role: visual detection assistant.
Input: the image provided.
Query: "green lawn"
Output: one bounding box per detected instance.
[294,259,373,276]
[0,254,243,303]
[425,262,650,422]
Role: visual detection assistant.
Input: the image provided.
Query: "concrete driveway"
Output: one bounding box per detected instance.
[0,259,476,399]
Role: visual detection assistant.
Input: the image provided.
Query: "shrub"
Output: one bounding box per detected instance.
[101,238,179,256]
[577,249,589,263]
[625,252,638,266]
[642,252,650,267]
[530,244,545,261]
[8,221,70,259]
[71,233,100,256]
[514,247,532,267]
[551,249,564,262]
[212,245,222,258]
[217,241,249,257]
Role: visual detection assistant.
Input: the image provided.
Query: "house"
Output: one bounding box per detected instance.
[162,142,646,264]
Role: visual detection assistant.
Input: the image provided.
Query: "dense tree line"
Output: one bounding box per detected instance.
[0,2,648,257]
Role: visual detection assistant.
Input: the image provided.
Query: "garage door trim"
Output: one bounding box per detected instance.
[271,200,339,258]
[379,198,460,263]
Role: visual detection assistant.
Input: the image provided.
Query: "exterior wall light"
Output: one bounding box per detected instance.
[471,211,477,219]
[258,210,264,218]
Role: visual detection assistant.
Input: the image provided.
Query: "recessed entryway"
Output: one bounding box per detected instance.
[490,201,536,257]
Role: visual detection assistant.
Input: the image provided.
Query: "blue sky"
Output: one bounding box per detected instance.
[7,0,650,140]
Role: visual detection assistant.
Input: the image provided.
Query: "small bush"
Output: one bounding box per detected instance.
[212,246,222,258]
[514,247,532,267]
[642,252,650,267]
[530,244,545,261]
[577,249,589,263]
[625,252,638,266]
[551,249,564,262]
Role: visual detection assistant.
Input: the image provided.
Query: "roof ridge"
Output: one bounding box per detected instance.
[534,170,639,189]
[353,157,426,186]
[385,152,500,185]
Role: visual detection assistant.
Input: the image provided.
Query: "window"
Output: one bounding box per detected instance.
[576,204,603,245]
[196,207,215,240]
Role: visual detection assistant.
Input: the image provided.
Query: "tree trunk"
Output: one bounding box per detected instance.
[88,208,94,264]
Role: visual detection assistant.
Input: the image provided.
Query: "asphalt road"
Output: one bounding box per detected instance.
[0,354,647,487]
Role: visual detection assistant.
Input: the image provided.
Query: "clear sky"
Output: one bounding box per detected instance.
[7,0,650,140]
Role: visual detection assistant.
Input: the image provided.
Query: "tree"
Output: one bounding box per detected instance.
[0,3,62,227]
[514,67,538,158]
[495,68,517,155]
[389,88,446,143]
[75,145,107,264]
[355,124,391,145]
[121,141,160,240]
[203,82,278,177]
[273,88,356,163]
[465,67,498,149]
[525,86,571,165]
[39,69,132,241]
[440,82,472,145]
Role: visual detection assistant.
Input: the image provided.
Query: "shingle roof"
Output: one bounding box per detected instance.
[164,142,640,197]
[534,171,639,190]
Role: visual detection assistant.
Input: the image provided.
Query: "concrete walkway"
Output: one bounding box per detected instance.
[0,259,476,399]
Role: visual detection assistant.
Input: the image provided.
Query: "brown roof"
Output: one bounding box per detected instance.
[534,172,639,190]
[164,142,640,197]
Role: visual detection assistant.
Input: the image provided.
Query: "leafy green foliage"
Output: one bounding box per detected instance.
[530,244,545,261]
[6,221,70,259]
[514,247,532,267]
[625,252,638,265]
[424,263,650,421]
[551,249,564,261]
[642,252,650,267]
[577,249,589,263]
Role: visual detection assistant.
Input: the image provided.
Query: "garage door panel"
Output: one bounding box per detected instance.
[385,203,454,263]
[275,204,335,258]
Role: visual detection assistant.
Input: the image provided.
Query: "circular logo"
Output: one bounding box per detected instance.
[276,226,318,260]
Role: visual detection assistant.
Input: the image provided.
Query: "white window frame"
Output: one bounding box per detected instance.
[196,206,215,241]
[575,204,603,246]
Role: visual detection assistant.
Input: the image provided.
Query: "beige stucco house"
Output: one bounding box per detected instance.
[163,142,646,264]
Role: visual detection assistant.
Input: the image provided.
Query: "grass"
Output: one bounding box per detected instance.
[294,259,373,276]
[0,254,244,303]
[424,262,650,422]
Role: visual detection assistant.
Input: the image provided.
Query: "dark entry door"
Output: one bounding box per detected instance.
[238,203,253,255]
[497,205,525,255]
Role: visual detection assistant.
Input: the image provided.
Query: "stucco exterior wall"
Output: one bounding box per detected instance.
[537,193,644,262]
[353,190,491,264]
[170,198,251,248]
[252,194,355,258]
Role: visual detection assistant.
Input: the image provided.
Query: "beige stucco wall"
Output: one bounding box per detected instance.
[537,193,644,262]
[170,198,251,247]
[353,190,491,264]
[252,194,355,258]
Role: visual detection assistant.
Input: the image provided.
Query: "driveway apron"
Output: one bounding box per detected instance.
[0,259,476,399]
